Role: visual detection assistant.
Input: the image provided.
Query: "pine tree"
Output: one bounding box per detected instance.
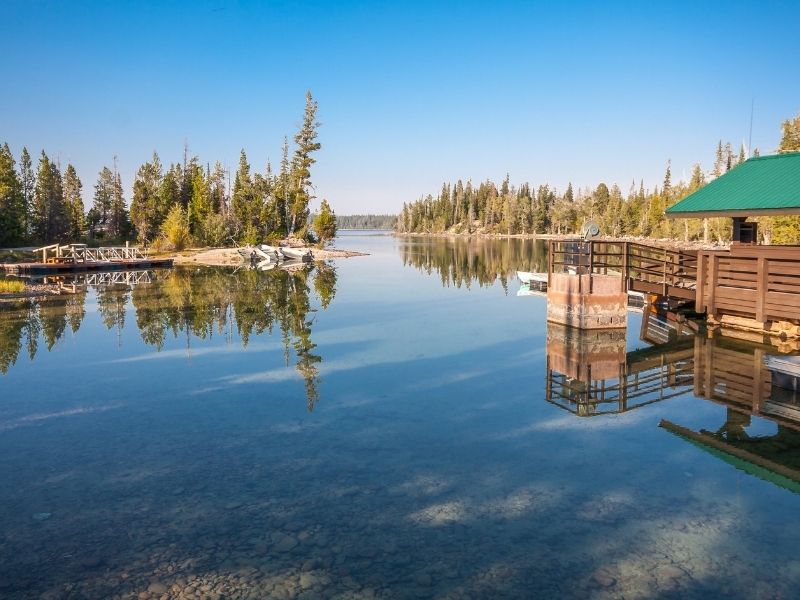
[158,164,181,222]
[724,142,733,171]
[689,164,705,192]
[89,167,112,237]
[19,147,35,239]
[130,153,163,243]
[662,161,672,203]
[209,161,227,215]
[31,151,68,242]
[778,111,800,153]
[312,199,337,245]
[62,164,84,240]
[713,141,724,178]
[232,149,257,239]
[110,163,130,240]
[0,143,24,245]
[188,162,211,236]
[289,91,321,236]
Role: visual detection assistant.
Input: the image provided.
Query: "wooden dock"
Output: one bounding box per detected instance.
[2,258,173,276]
[1,243,173,276]
[548,239,800,335]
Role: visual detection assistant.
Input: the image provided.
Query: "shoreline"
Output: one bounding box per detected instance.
[393,231,727,250]
[1,246,369,300]
[170,246,369,267]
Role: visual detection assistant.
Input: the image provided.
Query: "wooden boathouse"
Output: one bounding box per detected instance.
[547,152,800,336]
[665,151,800,334]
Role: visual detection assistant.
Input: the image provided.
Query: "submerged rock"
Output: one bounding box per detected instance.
[591,571,617,588]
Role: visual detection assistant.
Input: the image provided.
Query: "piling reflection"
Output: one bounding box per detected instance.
[0,265,337,411]
[400,236,548,289]
[545,313,800,490]
[545,317,695,416]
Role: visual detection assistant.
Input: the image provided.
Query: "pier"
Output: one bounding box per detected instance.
[2,243,173,276]
[545,152,800,336]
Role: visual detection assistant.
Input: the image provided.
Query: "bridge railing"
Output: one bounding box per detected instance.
[35,244,148,264]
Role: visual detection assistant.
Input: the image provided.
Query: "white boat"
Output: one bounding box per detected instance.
[258,245,282,260]
[256,259,275,271]
[517,283,545,297]
[280,247,313,262]
[517,271,547,285]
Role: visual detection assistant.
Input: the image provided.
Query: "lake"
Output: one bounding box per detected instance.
[1,232,799,599]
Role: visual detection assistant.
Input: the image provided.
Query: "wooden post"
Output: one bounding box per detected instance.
[703,334,714,399]
[755,256,768,324]
[662,248,668,297]
[548,241,553,288]
[588,241,594,294]
[707,254,719,317]
[753,348,765,413]
[693,335,703,398]
[621,242,629,293]
[695,253,706,312]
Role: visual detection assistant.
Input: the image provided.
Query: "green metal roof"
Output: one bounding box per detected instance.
[666,152,800,218]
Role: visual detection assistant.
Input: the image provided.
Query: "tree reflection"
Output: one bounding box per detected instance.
[400,236,548,289]
[0,264,338,411]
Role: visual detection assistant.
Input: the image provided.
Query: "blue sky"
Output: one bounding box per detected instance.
[2,0,799,213]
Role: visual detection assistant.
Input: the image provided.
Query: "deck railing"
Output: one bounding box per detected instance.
[696,245,800,324]
[548,239,800,325]
[548,239,698,299]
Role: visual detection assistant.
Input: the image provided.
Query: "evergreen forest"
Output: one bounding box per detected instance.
[0,93,329,249]
[336,214,398,230]
[397,112,800,245]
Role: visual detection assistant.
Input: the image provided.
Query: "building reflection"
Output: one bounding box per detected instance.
[545,316,694,417]
[545,311,800,490]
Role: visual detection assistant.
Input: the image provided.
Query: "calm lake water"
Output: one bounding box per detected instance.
[1,232,799,599]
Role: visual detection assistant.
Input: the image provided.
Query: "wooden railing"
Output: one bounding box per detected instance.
[696,245,800,324]
[547,239,800,325]
[548,239,698,300]
[34,244,147,264]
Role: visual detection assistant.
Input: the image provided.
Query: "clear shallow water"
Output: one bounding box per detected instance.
[1,233,799,599]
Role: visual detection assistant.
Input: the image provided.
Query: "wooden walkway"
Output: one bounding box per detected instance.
[548,240,800,326]
[2,244,172,276]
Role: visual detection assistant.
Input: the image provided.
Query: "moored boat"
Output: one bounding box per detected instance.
[517,271,547,285]
[280,247,313,262]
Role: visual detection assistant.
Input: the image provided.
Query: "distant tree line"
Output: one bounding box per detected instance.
[0,92,334,249]
[336,214,397,230]
[397,112,800,245]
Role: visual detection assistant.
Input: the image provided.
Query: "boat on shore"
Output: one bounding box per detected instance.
[280,247,314,262]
